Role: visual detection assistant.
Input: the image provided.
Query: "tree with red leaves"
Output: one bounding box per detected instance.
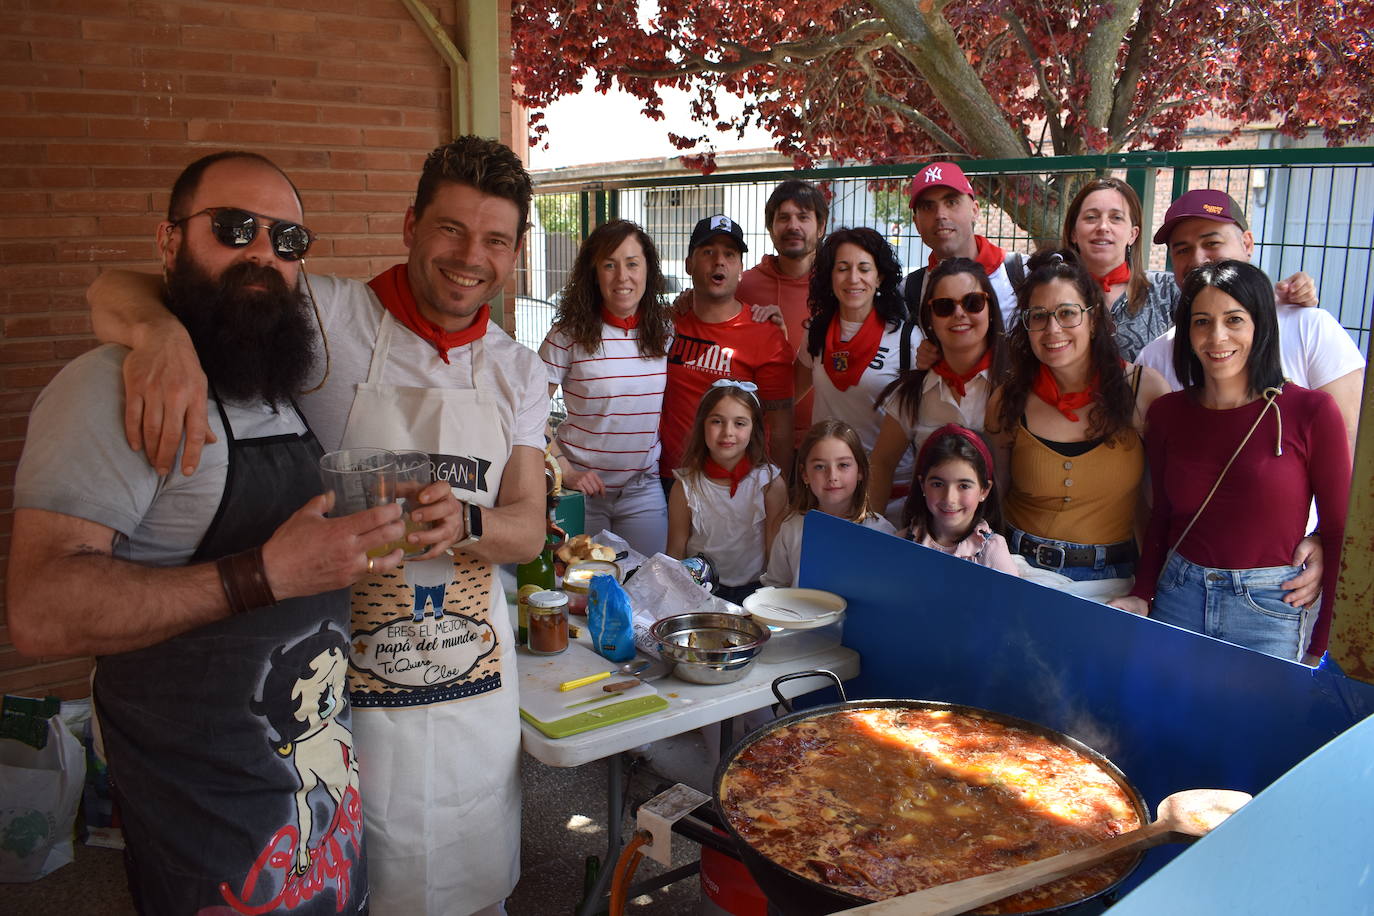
[512,0,1374,235]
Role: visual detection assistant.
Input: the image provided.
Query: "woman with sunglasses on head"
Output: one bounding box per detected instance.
[794,228,920,506]
[1109,261,1349,661]
[869,258,1006,522]
[540,220,674,556]
[986,249,1170,583]
[1062,177,1178,361]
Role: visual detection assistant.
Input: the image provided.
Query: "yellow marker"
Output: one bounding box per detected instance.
[558,670,612,692]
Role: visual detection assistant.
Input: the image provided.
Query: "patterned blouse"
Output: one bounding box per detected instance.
[1110,270,1179,362]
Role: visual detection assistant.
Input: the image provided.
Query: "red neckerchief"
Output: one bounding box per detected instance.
[704,455,753,497]
[929,235,1004,278]
[1032,364,1097,422]
[930,350,991,399]
[1094,261,1131,294]
[823,309,883,392]
[368,264,489,365]
[601,306,639,330]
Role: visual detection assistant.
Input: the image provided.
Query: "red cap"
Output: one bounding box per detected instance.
[908,162,975,208]
[1153,189,1250,244]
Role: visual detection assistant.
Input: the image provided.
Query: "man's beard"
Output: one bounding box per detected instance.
[165,250,319,406]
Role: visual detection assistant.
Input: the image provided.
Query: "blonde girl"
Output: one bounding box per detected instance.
[763,420,895,587]
[667,380,787,603]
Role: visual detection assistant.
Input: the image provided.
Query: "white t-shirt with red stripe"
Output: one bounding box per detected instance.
[540,323,667,489]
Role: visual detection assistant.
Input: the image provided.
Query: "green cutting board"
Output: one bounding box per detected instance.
[520,693,669,738]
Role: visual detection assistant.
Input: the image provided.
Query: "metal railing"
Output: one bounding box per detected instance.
[516,146,1374,354]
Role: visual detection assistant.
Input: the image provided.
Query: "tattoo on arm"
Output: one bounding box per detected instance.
[760,398,794,411]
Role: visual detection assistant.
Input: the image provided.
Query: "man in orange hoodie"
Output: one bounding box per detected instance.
[737,179,829,445]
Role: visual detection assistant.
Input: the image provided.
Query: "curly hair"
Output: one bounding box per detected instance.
[1173,259,1284,394]
[878,257,1007,423]
[995,248,1136,444]
[414,136,532,240]
[1061,176,1148,316]
[805,227,906,358]
[786,418,877,523]
[553,220,670,358]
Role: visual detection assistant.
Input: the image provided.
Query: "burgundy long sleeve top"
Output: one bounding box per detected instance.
[1131,385,1350,655]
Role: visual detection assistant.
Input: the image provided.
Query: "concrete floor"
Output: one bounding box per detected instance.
[0,746,713,916]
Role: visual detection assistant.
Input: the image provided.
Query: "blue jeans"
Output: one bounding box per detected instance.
[1007,526,1137,582]
[1151,552,1308,660]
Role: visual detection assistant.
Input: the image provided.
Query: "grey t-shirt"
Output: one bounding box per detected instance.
[14,344,309,566]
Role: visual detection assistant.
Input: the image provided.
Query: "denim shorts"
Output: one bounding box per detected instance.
[1006,526,1138,582]
[1151,552,1309,660]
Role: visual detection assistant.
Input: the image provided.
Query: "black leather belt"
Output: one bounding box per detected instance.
[1013,532,1135,569]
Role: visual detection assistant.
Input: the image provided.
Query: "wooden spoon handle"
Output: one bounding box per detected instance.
[845,821,1176,916]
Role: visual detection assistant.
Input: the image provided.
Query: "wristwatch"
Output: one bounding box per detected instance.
[456,501,483,549]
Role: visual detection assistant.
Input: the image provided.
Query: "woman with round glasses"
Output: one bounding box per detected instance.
[795,227,919,496]
[1110,261,1349,660]
[986,249,1169,583]
[868,257,1006,520]
[540,220,674,556]
[1061,177,1177,361]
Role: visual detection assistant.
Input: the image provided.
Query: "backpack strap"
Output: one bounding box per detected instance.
[902,267,926,319]
[1003,252,1026,289]
[899,317,919,374]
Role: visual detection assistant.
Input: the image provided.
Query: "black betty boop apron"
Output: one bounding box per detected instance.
[92,399,368,916]
[340,310,520,913]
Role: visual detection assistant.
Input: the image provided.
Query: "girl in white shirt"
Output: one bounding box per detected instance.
[763,419,896,588]
[668,380,787,604]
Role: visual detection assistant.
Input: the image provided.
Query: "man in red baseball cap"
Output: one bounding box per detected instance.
[901,161,1025,327]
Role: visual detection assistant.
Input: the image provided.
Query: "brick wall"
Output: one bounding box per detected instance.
[1,0,515,700]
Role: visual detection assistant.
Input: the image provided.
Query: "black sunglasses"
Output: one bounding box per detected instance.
[171,207,315,261]
[929,291,989,318]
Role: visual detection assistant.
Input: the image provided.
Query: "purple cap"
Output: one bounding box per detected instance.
[908,162,976,207]
[1153,189,1250,244]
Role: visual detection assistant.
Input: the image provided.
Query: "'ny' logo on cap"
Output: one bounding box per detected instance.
[924,166,943,182]
[712,215,732,231]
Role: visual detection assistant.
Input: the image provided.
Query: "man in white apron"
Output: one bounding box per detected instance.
[87,138,548,916]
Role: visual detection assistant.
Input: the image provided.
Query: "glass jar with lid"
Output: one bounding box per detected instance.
[526,589,570,655]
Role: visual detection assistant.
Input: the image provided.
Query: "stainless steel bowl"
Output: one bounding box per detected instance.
[650,612,770,684]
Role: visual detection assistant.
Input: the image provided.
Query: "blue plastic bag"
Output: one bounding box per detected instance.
[588,574,635,662]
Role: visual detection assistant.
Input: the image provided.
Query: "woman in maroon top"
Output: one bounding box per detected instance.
[1111,260,1350,661]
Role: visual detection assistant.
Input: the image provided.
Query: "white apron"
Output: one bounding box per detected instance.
[340,311,521,914]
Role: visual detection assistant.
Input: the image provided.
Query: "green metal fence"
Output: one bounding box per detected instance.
[516,147,1374,354]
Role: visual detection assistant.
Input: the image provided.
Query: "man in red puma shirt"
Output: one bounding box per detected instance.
[660,214,795,488]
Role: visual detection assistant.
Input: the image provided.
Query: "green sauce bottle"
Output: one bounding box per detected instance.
[516,533,556,646]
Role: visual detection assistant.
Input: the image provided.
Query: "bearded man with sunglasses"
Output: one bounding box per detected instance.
[86,139,547,916]
[8,152,406,915]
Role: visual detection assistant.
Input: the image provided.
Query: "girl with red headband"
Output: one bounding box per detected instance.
[899,424,1018,575]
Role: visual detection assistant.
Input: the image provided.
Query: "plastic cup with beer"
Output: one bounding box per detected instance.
[392,450,437,559]
[319,447,399,558]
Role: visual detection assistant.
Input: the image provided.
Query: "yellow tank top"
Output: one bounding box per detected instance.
[1004,422,1143,545]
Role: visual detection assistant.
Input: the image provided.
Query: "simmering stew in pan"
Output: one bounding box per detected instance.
[720,707,1141,913]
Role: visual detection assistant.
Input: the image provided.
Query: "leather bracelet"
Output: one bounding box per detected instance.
[217,547,278,615]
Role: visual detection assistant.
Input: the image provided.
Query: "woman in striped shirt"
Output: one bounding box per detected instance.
[540,220,675,555]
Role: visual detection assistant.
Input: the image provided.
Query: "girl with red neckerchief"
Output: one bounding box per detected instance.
[667,381,787,605]
[539,220,674,556]
[986,249,1170,584]
[1062,177,1179,362]
[794,228,919,492]
[869,257,1008,524]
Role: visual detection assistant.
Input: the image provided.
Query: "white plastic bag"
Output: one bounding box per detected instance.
[625,553,743,657]
[0,714,85,881]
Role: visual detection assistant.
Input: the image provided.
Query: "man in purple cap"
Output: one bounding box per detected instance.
[1135,188,1364,454]
[900,161,1027,327]
[659,214,795,490]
